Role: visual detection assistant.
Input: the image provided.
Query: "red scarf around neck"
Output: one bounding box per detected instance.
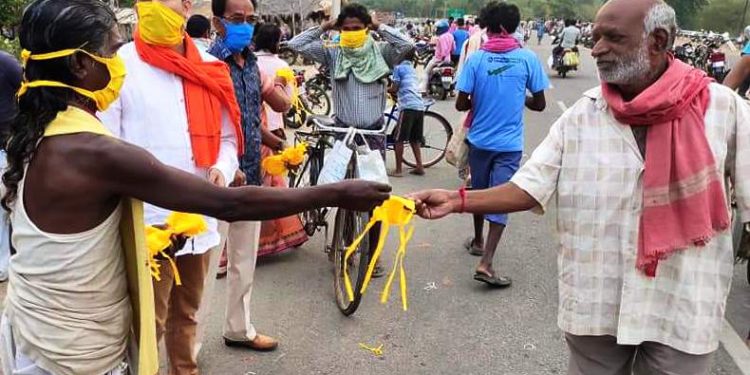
[134,30,244,167]
[601,57,730,277]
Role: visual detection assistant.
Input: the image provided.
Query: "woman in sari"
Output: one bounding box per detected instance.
[255,23,309,256]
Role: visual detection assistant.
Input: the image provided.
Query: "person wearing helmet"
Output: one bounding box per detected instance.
[421,19,455,94]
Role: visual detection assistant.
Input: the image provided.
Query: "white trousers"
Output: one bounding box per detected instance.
[222,221,261,341]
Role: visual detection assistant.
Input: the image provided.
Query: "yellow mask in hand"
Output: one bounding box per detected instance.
[339,29,369,49]
[18,49,126,111]
[343,196,417,311]
[136,1,186,47]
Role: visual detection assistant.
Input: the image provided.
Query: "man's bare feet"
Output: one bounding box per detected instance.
[409,168,425,176]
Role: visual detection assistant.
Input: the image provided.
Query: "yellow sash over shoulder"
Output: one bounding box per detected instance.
[43,106,159,375]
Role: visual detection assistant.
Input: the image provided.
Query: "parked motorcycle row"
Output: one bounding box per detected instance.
[674,33,729,83]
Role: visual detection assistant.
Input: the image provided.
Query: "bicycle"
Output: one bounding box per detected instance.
[383,98,453,168]
[284,70,332,130]
[288,116,387,316]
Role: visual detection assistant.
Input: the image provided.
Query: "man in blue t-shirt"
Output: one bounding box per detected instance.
[389,50,426,177]
[451,18,471,65]
[455,1,549,288]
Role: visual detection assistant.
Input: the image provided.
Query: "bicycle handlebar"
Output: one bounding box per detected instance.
[310,117,387,136]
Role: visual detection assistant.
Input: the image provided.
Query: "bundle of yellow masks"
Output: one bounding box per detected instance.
[262,142,308,176]
[145,212,207,285]
[344,196,416,311]
[276,67,307,124]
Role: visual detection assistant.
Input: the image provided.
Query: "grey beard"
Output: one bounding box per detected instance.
[598,44,651,85]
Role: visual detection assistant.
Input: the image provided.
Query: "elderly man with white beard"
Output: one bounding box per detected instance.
[409,0,750,374]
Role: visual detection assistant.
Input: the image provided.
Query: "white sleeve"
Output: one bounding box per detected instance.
[510,113,565,214]
[211,110,240,187]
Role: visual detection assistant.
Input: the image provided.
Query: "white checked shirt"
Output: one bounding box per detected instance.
[511,84,750,355]
[99,43,239,256]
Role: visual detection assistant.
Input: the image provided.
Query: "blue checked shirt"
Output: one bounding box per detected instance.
[209,40,263,186]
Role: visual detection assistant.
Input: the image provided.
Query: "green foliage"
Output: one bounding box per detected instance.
[0,0,29,30]
[0,36,20,56]
[695,0,748,34]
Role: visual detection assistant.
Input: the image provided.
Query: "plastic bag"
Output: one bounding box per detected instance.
[318,128,355,185]
[563,51,580,67]
[446,112,471,169]
[357,139,389,185]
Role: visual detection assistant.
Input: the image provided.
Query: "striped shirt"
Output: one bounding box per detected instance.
[510,84,750,355]
[287,25,412,129]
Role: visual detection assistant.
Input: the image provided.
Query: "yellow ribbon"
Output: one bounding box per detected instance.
[343,196,416,311]
[276,67,311,125]
[358,343,384,357]
[144,212,208,286]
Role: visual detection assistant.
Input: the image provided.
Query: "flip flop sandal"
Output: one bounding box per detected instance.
[409,169,426,176]
[464,237,484,256]
[474,272,512,288]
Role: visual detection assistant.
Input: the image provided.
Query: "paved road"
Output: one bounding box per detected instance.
[195,39,750,374]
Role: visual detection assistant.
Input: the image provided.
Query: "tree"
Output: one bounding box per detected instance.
[665,0,709,28]
[0,0,29,36]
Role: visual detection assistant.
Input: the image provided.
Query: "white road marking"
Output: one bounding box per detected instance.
[557,100,568,112]
[721,319,750,375]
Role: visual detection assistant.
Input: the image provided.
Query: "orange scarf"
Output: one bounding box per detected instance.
[134,30,244,167]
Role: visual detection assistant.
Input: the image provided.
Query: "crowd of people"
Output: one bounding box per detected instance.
[0,0,748,374]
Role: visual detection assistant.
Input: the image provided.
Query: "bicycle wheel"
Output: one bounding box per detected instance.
[332,207,371,316]
[332,159,371,316]
[304,84,332,116]
[403,111,453,168]
[290,146,323,237]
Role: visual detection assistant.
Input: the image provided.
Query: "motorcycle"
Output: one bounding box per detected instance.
[708,46,727,83]
[428,62,455,100]
[674,42,695,66]
[414,38,435,68]
[551,47,580,78]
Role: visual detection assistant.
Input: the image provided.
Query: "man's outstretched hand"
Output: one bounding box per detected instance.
[408,189,458,220]
[334,180,392,212]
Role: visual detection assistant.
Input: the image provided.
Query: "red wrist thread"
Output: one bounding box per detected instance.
[458,187,467,213]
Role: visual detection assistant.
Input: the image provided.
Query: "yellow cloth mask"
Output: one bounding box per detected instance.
[343,196,417,311]
[136,1,186,47]
[339,29,369,49]
[18,49,126,112]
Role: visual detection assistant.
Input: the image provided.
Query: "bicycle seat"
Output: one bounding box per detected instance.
[309,115,336,128]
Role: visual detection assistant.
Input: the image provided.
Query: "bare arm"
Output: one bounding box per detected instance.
[260,126,284,151]
[94,137,390,222]
[525,91,546,112]
[724,55,750,90]
[410,183,538,220]
[262,77,292,113]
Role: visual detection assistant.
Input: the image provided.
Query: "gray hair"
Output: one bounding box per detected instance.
[644,0,677,48]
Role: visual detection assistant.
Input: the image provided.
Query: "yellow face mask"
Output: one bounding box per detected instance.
[18,49,127,112]
[136,1,186,47]
[339,29,369,49]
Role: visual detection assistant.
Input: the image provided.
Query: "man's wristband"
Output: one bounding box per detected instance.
[458,187,467,213]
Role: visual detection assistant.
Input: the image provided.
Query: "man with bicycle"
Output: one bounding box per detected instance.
[288,2,413,276]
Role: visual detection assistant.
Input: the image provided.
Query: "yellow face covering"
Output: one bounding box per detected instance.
[343,196,417,311]
[18,49,127,112]
[136,1,186,47]
[339,29,369,49]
